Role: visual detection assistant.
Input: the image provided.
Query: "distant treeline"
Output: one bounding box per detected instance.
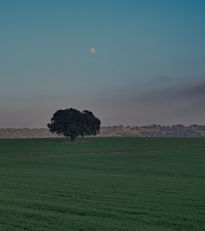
[0,124,205,138]
[100,124,205,137]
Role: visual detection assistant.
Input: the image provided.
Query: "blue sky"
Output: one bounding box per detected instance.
[0,0,205,127]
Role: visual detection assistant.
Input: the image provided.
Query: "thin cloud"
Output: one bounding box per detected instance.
[182,80,205,95]
[141,79,205,102]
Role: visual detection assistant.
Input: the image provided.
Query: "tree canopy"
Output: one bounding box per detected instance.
[47,108,101,141]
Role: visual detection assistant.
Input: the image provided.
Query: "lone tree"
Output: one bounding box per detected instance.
[47,108,101,141]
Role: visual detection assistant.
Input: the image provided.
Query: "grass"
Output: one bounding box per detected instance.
[0,137,204,231]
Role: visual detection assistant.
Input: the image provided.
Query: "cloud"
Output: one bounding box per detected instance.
[140,79,205,103]
[91,79,205,126]
[181,80,205,96]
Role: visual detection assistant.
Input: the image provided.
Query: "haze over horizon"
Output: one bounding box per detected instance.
[0,0,205,128]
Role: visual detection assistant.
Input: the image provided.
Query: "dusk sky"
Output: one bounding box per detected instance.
[0,0,205,128]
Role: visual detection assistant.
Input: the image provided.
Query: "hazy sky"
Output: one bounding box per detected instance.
[0,0,205,127]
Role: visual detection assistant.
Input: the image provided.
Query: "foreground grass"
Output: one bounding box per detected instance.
[0,137,204,231]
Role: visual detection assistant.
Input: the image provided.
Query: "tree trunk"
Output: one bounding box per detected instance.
[70,135,75,142]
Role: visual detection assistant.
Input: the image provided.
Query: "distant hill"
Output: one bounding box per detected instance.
[0,125,205,138]
[0,128,61,139]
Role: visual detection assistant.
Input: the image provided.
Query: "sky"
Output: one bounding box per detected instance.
[0,0,205,128]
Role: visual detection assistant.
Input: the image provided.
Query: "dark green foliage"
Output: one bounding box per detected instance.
[0,137,205,230]
[47,108,101,141]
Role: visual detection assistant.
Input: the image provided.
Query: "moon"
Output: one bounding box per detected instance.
[89,48,96,54]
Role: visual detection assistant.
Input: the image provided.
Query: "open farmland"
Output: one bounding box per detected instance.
[0,137,204,231]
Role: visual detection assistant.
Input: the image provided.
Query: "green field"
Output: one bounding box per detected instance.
[0,137,204,231]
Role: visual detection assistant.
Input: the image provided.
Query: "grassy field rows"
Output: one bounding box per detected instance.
[0,137,204,230]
